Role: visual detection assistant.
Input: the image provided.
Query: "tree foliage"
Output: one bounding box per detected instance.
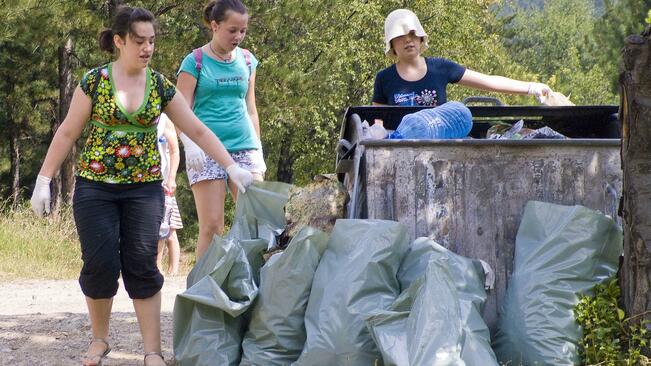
[0,0,636,201]
[500,0,618,104]
[594,0,651,91]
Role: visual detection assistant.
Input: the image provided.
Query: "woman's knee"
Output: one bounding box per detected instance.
[79,255,121,298]
[198,209,225,235]
[199,219,225,236]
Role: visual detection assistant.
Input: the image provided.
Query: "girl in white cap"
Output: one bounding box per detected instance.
[373,9,552,107]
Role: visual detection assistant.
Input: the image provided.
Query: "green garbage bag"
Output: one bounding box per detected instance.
[366,239,498,366]
[173,238,258,366]
[173,182,293,366]
[493,201,622,365]
[293,219,409,366]
[364,279,420,366]
[228,182,292,242]
[240,227,329,366]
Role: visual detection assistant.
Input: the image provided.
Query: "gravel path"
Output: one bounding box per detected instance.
[0,276,186,365]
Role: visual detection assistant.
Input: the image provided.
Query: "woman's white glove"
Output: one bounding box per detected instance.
[252,145,267,175]
[528,83,553,104]
[30,175,52,217]
[179,133,206,172]
[226,163,254,193]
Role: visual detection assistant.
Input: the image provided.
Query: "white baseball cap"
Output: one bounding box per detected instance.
[384,9,429,58]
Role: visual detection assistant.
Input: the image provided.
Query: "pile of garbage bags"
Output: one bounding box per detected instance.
[173,183,622,366]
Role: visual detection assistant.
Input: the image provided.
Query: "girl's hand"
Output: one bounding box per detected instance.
[179,133,206,173]
[30,175,52,217]
[163,180,177,196]
[528,83,553,103]
[226,164,253,193]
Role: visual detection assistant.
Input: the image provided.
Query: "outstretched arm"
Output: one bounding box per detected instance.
[164,93,234,169]
[32,86,92,216]
[38,86,92,178]
[164,92,253,192]
[458,69,551,101]
[163,119,179,195]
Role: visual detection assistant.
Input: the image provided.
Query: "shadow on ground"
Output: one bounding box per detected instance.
[0,311,177,365]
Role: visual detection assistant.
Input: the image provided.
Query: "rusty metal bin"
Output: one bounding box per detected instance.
[335,105,621,333]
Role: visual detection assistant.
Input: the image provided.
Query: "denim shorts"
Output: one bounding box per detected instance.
[73,177,164,299]
[186,149,265,186]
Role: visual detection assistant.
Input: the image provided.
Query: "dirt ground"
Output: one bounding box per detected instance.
[0,275,187,366]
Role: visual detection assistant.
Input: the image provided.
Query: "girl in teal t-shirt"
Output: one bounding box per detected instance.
[176,0,265,259]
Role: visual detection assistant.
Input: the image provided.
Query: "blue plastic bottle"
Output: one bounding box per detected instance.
[389,101,473,139]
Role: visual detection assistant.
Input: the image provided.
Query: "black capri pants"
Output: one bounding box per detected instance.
[73,177,164,299]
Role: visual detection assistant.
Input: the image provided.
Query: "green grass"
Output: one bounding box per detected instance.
[0,200,198,281]
[0,202,82,280]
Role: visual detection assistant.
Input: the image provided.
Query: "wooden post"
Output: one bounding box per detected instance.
[620,27,651,328]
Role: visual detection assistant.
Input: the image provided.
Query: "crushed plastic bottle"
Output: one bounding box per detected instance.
[361,120,388,140]
[388,101,473,139]
[369,121,388,139]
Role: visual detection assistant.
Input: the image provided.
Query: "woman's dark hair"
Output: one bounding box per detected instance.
[203,0,247,26]
[99,6,157,53]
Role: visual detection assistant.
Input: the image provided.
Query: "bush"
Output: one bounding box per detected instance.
[575,279,650,365]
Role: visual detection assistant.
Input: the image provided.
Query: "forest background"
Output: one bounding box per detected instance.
[0,0,649,253]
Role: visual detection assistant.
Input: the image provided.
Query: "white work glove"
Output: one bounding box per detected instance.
[30,175,52,217]
[252,144,267,175]
[528,82,553,104]
[179,133,206,172]
[226,163,254,193]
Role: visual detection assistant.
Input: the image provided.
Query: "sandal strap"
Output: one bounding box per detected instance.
[82,338,111,365]
[90,338,110,348]
[144,351,164,361]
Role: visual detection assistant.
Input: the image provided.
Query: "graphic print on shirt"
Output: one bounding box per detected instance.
[393,89,438,106]
[214,75,245,87]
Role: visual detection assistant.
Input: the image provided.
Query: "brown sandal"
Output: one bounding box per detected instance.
[143,351,165,366]
[81,338,111,366]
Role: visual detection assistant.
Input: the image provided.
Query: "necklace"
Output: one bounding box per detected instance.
[209,42,232,62]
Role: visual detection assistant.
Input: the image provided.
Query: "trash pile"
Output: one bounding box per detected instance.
[173,182,622,366]
[361,99,573,141]
[486,119,567,140]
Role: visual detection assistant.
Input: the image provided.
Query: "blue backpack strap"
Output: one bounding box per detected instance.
[241,48,252,76]
[192,47,203,80]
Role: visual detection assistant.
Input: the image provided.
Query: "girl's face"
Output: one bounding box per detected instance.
[114,21,155,67]
[391,31,422,59]
[211,10,249,52]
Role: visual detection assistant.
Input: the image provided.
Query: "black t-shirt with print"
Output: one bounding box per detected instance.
[372,57,466,107]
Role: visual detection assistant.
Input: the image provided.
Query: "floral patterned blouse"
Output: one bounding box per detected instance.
[77,64,176,184]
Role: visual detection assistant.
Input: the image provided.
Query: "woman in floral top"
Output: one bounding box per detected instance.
[29,6,253,366]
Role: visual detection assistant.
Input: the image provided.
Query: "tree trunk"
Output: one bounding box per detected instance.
[106,0,122,19]
[9,126,20,210]
[620,28,651,333]
[52,37,76,215]
[276,127,294,183]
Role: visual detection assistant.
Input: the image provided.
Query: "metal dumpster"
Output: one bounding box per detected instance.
[336,104,621,333]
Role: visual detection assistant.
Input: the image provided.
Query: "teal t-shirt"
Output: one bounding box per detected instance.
[178,47,259,152]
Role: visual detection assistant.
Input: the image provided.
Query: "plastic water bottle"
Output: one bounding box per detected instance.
[388,101,473,139]
[159,194,173,239]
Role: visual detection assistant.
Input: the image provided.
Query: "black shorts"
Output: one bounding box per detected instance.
[73,177,164,299]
